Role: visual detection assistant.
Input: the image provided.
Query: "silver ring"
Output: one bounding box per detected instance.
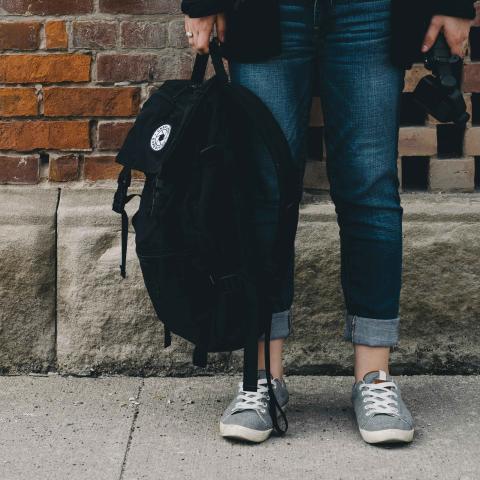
[185,31,194,38]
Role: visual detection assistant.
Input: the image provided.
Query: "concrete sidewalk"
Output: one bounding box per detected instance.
[0,375,478,480]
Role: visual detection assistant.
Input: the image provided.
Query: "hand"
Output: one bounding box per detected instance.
[184,13,226,54]
[422,15,473,57]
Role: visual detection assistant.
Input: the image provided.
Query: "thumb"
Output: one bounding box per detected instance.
[422,17,443,52]
[216,13,227,43]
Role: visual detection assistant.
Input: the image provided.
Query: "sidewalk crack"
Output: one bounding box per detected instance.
[119,378,144,480]
[52,187,61,371]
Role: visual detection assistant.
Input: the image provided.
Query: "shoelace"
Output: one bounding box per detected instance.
[231,379,271,416]
[359,381,400,417]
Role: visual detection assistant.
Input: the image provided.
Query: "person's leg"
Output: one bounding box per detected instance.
[318,0,404,370]
[354,344,389,381]
[219,0,315,442]
[257,339,284,379]
[318,0,413,443]
[229,0,315,376]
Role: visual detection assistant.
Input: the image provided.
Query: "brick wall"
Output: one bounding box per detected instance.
[0,0,479,191]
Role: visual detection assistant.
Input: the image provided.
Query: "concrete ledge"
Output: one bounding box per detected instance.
[287,193,480,374]
[2,186,480,375]
[0,186,58,373]
[56,188,230,375]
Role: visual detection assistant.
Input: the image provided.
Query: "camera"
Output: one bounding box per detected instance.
[413,33,469,125]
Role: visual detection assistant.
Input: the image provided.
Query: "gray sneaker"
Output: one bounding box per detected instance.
[352,370,414,444]
[219,370,289,443]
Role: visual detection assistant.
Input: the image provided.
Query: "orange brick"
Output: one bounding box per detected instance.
[46,21,68,50]
[0,88,37,116]
[49,154,79,181]
[0,54,91,84]
[84,155,144,180]
[403,64,429,92]
[84,155,121,180]
[0,121,91,151]
[43,87,141,117]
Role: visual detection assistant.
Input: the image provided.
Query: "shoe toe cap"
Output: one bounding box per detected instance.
[221,409,271,431]
[364,413,413,432]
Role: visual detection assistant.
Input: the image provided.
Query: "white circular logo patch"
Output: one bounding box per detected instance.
[150,124,171,152]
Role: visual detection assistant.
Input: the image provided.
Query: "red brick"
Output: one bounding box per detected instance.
[97,121,134,150]
[49,154,80,182]
[0,155,39,184]
[309,97,324,127]
[168,18,189,48]
[96,53,157,82]
[43,87,140,117]
[0,54,91,84]
[121,21,166,48]
[0,0,93,15]
[0,121,91,151]
[84,155,144,180]
[99,0,178,15]
[464,63,480,93]
[171,51,197,79]
[46,21,68,50]
[72,21,118,49]
[96,51,192,82]
[0,22,40,50]
[0,88,37,116]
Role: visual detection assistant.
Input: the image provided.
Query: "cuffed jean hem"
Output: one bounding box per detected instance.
[258,309,292,341]
[343,313,400,347]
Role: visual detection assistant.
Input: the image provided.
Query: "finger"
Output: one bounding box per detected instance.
[196,29,211,54]
[216,14,227,43]
[184,17,195,47]
[445,33,468,57]
[422,18,442,52]
[450,42,465,57]
[445,31,468,57]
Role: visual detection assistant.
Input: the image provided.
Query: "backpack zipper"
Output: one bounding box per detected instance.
[150,176,164,216]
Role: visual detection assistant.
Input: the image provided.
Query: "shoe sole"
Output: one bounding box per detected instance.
[219,403,288,443]
[359,427,414,444]
[219,423,273,443]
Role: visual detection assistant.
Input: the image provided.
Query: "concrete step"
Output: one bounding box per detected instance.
[1,185,479,374]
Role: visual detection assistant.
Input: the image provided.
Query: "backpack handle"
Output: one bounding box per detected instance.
[191,38,229,84]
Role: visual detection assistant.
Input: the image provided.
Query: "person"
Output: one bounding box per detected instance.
[180,0,476,444]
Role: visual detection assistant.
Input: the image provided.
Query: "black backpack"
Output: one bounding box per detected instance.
[112,39,300,434]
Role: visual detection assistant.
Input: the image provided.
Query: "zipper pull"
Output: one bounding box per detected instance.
[149,176,164,216]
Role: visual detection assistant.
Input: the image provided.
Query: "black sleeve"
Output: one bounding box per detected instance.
[181,0,229,17]
[429,0,476,19]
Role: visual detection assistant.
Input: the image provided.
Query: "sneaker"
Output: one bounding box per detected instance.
[352,370,414,444]
[219,370,289,443]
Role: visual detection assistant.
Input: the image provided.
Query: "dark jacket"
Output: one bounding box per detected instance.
[181,0,476,69]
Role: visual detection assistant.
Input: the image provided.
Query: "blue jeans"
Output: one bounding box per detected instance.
[228,0,405,347]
